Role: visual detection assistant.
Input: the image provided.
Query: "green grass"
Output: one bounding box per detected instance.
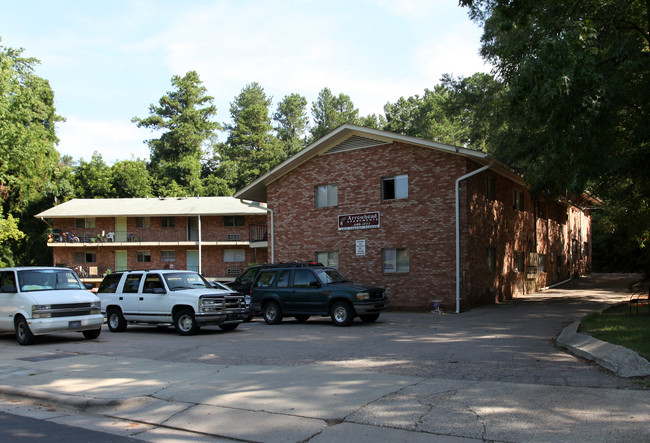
[579,303,650,361]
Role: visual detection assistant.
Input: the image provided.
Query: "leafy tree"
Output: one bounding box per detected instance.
[132,71,221,196]
[73,152,113,198]
[310,88,360,141]
[460,0,650,270]
[111,158,153,198]
[219,82,284,191]
[0,41,65,265]
[273,93,309,158]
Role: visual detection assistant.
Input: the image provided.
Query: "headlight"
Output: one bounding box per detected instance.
[90,301,101,315]
[356,292,370,300]
[32,305,52,318]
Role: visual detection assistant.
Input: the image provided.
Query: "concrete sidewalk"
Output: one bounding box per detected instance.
[0,349,648,442]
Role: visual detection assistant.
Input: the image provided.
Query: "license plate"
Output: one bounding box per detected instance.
[68,321,81,329]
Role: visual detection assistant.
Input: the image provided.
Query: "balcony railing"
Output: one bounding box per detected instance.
[49,228,267,244]
[65,264,244,280]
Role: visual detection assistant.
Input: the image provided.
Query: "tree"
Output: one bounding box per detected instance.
[310,88,360,141]
[273,93,309,158]
[219,82,284,191]
[132,71,221,196]
[460,0,650,270]
[73,152,113,198]
[111,158,153,198]
[0,42,65,266]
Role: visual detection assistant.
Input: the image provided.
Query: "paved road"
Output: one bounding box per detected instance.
[0,273,647,442]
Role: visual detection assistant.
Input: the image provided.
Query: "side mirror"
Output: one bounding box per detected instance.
[153,287,166,294]
[84,283,93,290]
[309,281,320,288]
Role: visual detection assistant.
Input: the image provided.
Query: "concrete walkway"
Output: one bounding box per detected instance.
[0,274,648,442]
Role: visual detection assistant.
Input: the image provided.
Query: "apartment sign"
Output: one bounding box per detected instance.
[338,212,380,231]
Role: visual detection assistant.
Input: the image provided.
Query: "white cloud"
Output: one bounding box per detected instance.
[57,116,150,164]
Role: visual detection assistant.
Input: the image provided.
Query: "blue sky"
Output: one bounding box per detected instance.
[0,0,490,164]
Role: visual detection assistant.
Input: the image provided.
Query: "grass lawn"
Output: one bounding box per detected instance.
[579,302,650,361]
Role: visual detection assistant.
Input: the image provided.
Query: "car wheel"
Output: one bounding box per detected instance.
[218,323,239,331]
[331,301,354,326]
[294,315,310,323]
[107,308,127,332]
[174,308,200,335]
[360,314,380,323]
[82,328,101,339]
[263,301,283,325]
[15,316,35,346]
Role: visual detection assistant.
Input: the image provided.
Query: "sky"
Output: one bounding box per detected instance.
[0,0,491,164]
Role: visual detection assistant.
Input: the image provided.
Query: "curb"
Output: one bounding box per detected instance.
[557,320,650,378]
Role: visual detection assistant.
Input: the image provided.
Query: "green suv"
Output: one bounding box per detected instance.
[251,266,389,326]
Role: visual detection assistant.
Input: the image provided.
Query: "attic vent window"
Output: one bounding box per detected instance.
[227,234,241,241]
[324,135,388,154]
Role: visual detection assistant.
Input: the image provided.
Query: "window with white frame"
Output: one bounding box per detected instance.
[160,217,175,228]
[382,174,408,200]
[75,218,96,229]
[223,215,245,227]
[538,254,546,273]
[382,248,409,273]
[513,189,524,211]
[315,184,338,208]
[161,250,176,263]
[224,249,245,262]
[486,177,496,200]
[136,250,151,263]
[316,251,339,268]
[74,251,96,263]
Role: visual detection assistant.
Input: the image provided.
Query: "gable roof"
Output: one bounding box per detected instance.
[234,124,523,202]
[36,196,267,219]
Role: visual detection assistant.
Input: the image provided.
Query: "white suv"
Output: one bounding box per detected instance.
[0,267,104,345]
[98,269,247,335]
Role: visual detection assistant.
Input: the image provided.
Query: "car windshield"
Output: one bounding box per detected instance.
[314,268,348,284]
[17,269,85,292]
[163,272,211,290]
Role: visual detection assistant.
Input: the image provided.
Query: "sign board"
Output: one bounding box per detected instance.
[356,240,366,256]
[338,212,380,231]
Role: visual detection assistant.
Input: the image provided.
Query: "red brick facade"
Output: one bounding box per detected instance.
[263,140,592,312]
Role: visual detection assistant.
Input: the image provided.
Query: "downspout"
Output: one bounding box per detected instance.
[455,164,491,314]
[239,200,274,264]
[198,214,202,274]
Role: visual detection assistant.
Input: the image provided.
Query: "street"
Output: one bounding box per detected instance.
[0,273,647,442]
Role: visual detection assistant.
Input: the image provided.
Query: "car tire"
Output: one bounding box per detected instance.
[218,323,239,331]
[107,308,127,332]
[294,315,310,323]
[15,315,35,346]
[360,314,380,323]
[82,328,101,339]
[262,301,283,325]
[331,301,354,327]
[174,308,200,335]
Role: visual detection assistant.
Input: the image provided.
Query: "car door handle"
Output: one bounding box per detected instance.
[119,297,123,300]
[139,297,144,301]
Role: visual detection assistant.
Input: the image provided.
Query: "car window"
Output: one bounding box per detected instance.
[0,271,17,292]
[240,268,258,285]
[314,268,348,284]
[164,272,211,290]
[255,271,276,288]
[293,270,318,288]
[98,273,122,293]
[123,274,143,293]
[143,274,165,293]
[276,270,291,288]
[17,269,84,292]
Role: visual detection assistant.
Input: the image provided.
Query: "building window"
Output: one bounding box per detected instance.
[224,249,245,262]
[74,252,96,263]
[513,190,524,211]
[584,242,589,257]
[382,248,409,273]
[315,184,338,208]
[486,177,496,201]
[538,254,546,273]
[536,201,546,219]
[513,251,524,273]
[74,218,95,229]
[382,174,408,200]
[160,217,175,228]
[161,250,175,263]
[136,217,151,228]
[223,216,245,227]
[486,247,496,272]
[316,251,339,268]
[136,250,151,263]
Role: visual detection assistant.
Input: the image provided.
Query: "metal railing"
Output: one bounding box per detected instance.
[49,228,266,244]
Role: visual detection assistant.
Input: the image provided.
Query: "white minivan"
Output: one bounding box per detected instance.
[0,267,104,345]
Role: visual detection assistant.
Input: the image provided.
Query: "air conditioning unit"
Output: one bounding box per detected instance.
[227,234,241,241]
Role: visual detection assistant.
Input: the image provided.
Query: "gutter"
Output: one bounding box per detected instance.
[455,164,492,314]
[239,200,274,264]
